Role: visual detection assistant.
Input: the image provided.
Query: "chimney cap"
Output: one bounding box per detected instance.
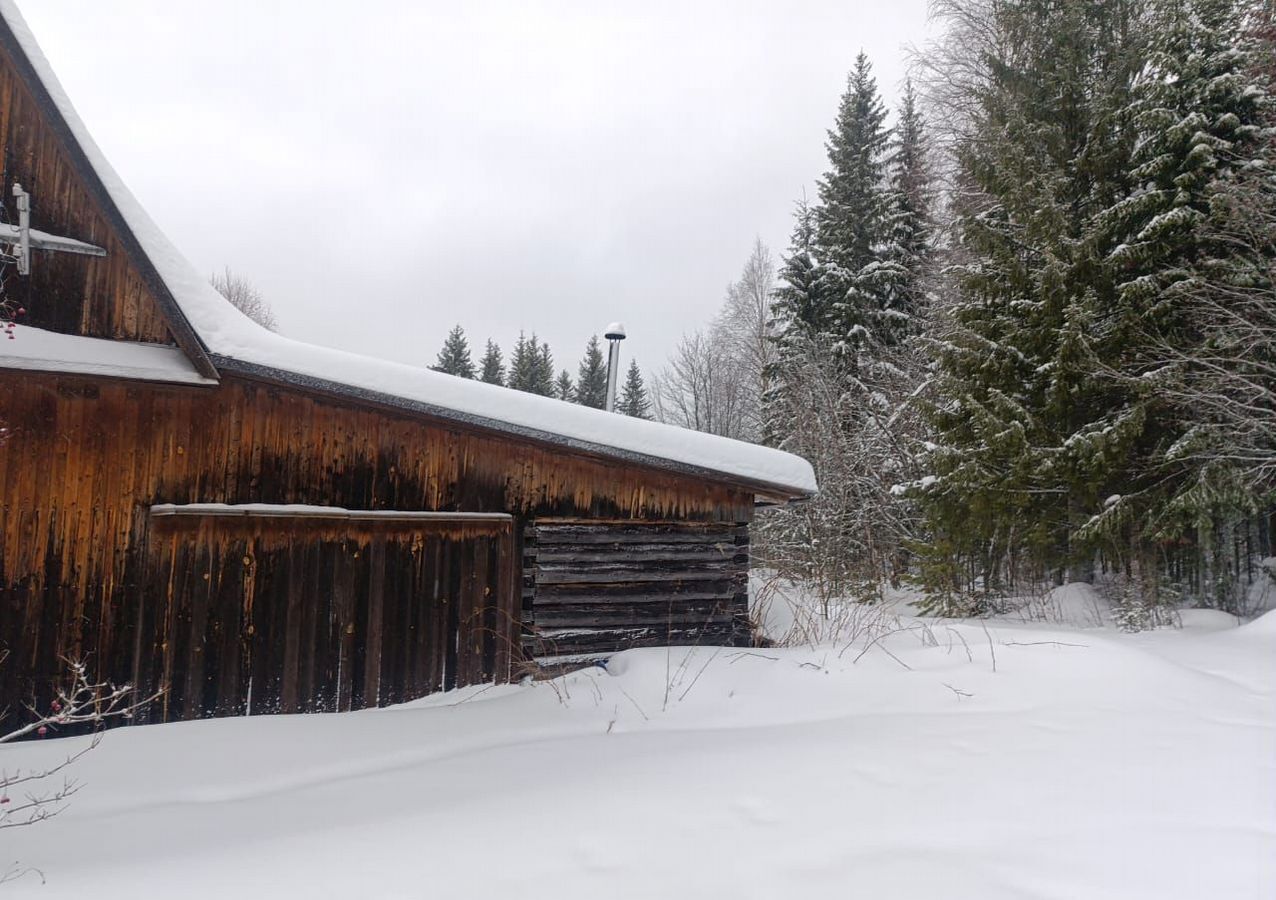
[604,322,627,341]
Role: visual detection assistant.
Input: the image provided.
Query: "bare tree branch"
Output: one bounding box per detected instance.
[210,266,278,331]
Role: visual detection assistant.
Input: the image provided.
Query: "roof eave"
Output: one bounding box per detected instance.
[0,13,219,382]
[212,354,815,503]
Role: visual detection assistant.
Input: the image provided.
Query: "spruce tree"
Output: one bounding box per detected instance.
[617,359,651,419]
[479,339,505,386]
[765,198,832,446]
[532,340,556,397]
[919,0,1144,602]
[1075,0,1274,607]
[816,51,897,360]
[507,332,536,393]
[432,325,475,378]
[880,79,933,344]
[575,335,609,409]
[555,368,575,402]
[507,334,557,396]
[770,199,830,342]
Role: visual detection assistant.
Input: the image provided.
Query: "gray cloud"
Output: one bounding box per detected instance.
[23,0,931,375]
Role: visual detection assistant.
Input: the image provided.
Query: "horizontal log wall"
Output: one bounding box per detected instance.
[0,372,753,724]
[523,520,751,664]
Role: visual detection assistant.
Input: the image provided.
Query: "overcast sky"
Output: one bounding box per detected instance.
[22,0,932,377]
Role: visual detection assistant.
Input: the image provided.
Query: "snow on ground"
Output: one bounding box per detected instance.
[2,589,1273,899]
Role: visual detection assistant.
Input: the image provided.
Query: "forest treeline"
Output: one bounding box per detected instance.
[429,326,652,419]
[674,0,1276,624]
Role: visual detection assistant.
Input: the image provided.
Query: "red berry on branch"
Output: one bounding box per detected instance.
[51,700,61,712]
[37,725,47,736]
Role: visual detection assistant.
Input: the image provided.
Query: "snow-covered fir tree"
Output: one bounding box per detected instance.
[761,61,937,587]
[1182,0,1275,498]
[918,0,1145,607]
[915,0,1274,616]
[532,339,556,396]
[631,0,1274,617]
[505,333,555,396]
[1077,0,1275,613]
[507,332,540,394]
[432,325,475,378]
[617,359,651,419]
[575,335,608,409]
[479,339,505,386]
[765,198,830,445]
[816,51,899,362]
[555,368,575,402]
[880,79,933,344]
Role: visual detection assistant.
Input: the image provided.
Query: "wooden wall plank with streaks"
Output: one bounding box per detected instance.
[120,513,518,723]
[0,41,175,345]
[0,348,761,732]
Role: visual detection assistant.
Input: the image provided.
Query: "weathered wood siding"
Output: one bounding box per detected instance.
[0,11,779,727]
[0,36,177,345]
[0,371,754,723]
[137,510,516,723]
[522,520,751,663]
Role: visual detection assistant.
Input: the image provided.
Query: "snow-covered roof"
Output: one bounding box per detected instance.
[0,1,816,499]
[0,323,217,385]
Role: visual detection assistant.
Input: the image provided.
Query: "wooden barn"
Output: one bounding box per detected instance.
[0,5,815,728]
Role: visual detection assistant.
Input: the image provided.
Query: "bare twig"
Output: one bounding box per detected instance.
[726,651,781,664]
[1001,640,1088,648]
[618,687,649,722]
[677,647,725,702]
[1,658,159,833]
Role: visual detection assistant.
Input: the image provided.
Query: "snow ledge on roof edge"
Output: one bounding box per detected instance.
[0,0,817,498]
[0,324,216,384]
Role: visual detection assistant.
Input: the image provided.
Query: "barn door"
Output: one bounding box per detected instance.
[137,506,517,723]
[522,519,750,665]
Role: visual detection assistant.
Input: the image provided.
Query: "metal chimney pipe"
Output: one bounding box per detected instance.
[603,322,626,413]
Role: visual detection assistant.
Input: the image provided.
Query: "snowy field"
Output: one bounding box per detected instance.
[2,585,1273,899]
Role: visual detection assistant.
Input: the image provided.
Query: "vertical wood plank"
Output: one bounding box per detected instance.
[280,544,304,714]
[424,536,445,696]
[211,546,245,717]
[459,539,486,687]
[335,539,357,713]
[297,538,322,711]
[181,537,214,720]
[494,524,517,684]
[441,538,459,692]
[378,540,404,707]
[362,537,386,708]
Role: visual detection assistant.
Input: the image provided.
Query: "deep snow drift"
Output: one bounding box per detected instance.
[2,589,1273,899]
